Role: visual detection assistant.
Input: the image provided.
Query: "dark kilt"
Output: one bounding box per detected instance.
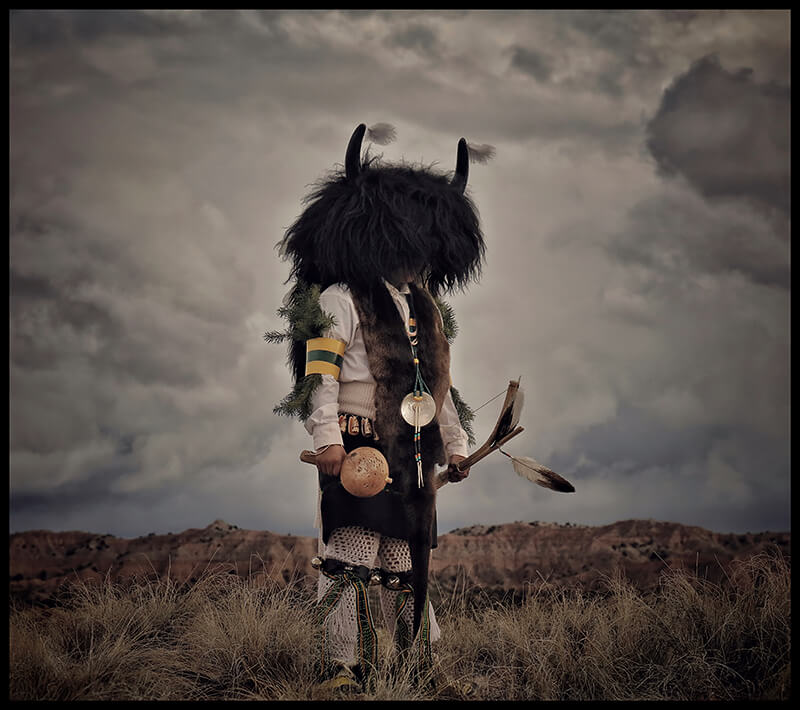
[318,426,438,549]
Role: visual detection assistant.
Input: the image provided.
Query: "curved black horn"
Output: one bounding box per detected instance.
[345,123,367,180]
[451,137,469,192]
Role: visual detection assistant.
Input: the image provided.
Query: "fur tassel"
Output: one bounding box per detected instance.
[366,123,397,145]
[467,142,496,164]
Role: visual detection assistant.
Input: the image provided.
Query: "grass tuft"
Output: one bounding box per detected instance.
[9,549,790,701]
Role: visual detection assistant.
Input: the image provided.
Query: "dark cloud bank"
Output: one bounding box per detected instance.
[647,54,790,217]
[9,10,790,538]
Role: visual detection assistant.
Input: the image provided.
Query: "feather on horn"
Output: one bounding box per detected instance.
[345,122,398,180]
[365,122,397,146]
[467,142,496,164]
[451,139,496,192]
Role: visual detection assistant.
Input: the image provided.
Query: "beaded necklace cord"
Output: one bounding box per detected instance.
[405,291,431,488]
[405,293,431,396]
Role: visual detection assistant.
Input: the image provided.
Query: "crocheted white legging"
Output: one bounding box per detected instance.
[317,525,441,666]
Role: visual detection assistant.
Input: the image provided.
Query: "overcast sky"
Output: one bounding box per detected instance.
[10,10,790,539]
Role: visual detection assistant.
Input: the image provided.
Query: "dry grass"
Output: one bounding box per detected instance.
[9,549,790,701]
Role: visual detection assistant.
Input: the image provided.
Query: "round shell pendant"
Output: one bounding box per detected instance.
[400,391,436,427]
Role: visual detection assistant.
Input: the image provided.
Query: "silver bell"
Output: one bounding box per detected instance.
[387,575,401,590]
[310,556,324,570]
[369,570,382,586]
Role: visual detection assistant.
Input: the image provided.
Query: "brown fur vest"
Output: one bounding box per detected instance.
[318,282,451,548]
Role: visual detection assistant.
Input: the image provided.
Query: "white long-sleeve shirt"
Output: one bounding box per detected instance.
[304,280,469,459]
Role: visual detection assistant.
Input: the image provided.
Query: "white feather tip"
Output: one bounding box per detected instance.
[366,123,397,146]
[467,142,496,164]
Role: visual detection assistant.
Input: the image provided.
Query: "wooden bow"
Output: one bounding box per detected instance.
[298,380,524,482]
[435,378,525,490]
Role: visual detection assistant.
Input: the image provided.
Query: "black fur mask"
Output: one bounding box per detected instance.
[277,123,486,299]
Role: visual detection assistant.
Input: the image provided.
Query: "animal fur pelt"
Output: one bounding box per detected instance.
[353,282,450,644]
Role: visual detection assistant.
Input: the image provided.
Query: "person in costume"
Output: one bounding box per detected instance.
[269,122,489,691]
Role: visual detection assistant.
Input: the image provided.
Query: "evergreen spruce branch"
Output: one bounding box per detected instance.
[435,298,458,344]
[281,282,337,343]
[450,385,477,447]
[264,282,337,348]
[273,373,322,421]
[264,329,289,344]
[434,298,477,445]
[268,280,336,420]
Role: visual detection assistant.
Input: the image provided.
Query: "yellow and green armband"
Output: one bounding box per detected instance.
[305,337,346,379]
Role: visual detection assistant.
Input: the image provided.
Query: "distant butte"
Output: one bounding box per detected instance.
[9,519,790,606]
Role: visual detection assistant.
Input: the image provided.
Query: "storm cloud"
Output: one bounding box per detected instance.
[10,10,789,539]
[646,54,790,215]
